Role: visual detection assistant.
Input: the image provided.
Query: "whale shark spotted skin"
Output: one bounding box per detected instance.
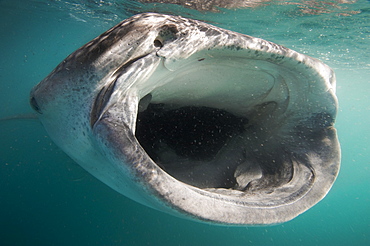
[30,13,340,225]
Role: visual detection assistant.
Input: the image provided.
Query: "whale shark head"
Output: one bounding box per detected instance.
[30,13,340,225]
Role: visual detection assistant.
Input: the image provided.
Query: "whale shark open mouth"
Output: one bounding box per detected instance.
[133,55,295,193]
[30,13,340,225]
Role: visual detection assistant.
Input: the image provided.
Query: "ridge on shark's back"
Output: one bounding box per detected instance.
[30,13,340,225]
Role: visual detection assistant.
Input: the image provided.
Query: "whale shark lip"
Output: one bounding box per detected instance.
[30,13,340,225]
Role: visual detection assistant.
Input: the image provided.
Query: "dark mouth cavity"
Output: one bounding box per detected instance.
[136,101,250,189]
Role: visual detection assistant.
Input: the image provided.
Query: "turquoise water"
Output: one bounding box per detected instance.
[0,0,369,245]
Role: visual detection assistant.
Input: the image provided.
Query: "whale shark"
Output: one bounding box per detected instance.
[30,13,340,225]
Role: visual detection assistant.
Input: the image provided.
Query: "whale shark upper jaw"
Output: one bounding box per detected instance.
[30,13,340,225]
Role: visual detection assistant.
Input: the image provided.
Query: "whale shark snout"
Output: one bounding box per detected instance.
[30,13,340,225]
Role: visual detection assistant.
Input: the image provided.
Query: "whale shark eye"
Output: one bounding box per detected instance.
[153,39,163,48]
[154,24,179,48]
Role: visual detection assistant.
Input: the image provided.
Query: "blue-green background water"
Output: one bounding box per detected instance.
[0,0,369,245]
